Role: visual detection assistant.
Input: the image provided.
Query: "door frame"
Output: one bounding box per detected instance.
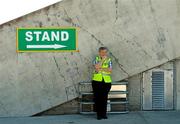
[142,68,174,110]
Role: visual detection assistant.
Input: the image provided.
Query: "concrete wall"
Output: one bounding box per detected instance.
[35,98,79,115]
[0,0,180,116]
[128,74,142,111]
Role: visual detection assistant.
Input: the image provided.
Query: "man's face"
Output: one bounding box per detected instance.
[99,50,107,58]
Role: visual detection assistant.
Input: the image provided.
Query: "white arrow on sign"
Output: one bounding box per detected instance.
[26,44,67,49]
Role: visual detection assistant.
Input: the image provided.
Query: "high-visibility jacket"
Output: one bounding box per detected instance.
[92,56,112,83]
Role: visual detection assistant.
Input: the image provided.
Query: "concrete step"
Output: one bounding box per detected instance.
[80,101,129,105]
[80,91,128,95]
[80,111,129,114]
[79,81,128,85]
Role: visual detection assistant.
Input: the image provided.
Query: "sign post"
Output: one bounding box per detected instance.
[16,27,78,52]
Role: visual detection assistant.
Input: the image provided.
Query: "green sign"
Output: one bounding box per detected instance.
[16,27,78,52]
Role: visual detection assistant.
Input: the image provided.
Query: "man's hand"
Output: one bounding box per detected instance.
[94,63,101,72]
[95,63,100,69]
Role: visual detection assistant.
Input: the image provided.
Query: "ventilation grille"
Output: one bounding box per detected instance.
[152,71,164,110]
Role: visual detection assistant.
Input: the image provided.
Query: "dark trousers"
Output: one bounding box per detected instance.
[92,79,111,117]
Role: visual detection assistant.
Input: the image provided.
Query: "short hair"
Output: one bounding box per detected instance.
[98,47,108,52]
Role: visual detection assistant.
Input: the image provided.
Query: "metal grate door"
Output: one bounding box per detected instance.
[152,71,165,110]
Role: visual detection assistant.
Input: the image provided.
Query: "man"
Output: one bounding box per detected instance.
[92,47,112,120]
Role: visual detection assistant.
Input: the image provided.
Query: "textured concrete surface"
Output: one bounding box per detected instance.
[36,98,79,115]
[0,111,180,124]
[0,0,180,116]
[128,74,142,110]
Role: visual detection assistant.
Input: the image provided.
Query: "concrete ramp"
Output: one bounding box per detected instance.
[0,0,180,117]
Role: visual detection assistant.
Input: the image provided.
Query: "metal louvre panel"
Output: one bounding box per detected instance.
[152,71,165,109]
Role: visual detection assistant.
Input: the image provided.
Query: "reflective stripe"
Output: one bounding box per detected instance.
[102,73,110,76]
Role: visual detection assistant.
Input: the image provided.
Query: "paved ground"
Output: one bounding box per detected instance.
[0,111,180,124]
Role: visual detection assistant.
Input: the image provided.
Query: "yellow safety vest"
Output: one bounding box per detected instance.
[92,56,112,83]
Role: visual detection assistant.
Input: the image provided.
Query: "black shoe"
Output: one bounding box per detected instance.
[102,116,108,119]
[97,116,102,120]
